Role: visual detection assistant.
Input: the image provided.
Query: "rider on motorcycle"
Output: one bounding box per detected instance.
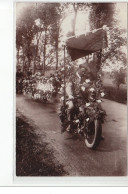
[65,63,94,132]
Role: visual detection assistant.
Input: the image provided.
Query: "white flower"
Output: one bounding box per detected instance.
[60,87,63,92]
[85,79,90,83]
[102,25,109,31]
[69,95,74,100]
[75,119,79,123]
[60,96,64,101]
[86,118,89,122]
[79,107,83,112]
[86,103,90,107]
[81,86,85,91]
[97,100,102,103]
[90,88,95,92]
[101,92,105,97]
[61,84,65,88]
[92,29,97,33]
[50,77,53,81]
[107,34,110,39]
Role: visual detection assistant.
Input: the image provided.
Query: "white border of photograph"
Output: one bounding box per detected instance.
[0,0,127,186]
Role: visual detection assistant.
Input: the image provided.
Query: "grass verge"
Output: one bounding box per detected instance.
[16,114,67,176]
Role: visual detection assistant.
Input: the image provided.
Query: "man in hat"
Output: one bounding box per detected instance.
[76,63,95,83]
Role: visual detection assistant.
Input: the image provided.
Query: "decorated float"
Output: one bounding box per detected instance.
[58,26,108,149]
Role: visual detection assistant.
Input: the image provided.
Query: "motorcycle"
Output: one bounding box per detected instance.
[59,27,108,149]
[59,89,106,149]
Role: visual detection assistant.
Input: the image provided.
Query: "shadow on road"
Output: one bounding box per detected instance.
[16,113,67,176]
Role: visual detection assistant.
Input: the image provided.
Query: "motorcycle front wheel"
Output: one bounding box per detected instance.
[85,120,102,149]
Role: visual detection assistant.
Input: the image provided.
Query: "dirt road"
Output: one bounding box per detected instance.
[16,95,127,176]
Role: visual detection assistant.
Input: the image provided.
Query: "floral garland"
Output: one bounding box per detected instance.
[22,72,61,102]
[22,62,106,128]
[58,63,106,133]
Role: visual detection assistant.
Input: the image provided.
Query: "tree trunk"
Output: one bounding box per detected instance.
[17,47,20,65]
[43,30,47,75]
[22,51,25,75]
[72,3,78,36]
[55,39,58,70]
[56,48,58,70]
[34,31,42,74]
[117,83,120,90]
[33,45,38,74]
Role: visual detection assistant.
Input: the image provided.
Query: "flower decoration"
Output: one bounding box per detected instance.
[101,92,105,97]
[81,86,85,91]
[89,88,95,92]
[102,25,109,31]
[22,71,62,103]
[75,119,79,123]
[69,95,74,100]
[86,103,90,107]
[60,96,64,102]
[85,79,90,83]
[61,84,64,88]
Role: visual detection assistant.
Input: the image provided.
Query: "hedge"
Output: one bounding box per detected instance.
[104,85,127,104]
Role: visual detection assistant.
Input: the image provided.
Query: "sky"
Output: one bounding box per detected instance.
[61,10,90,37]
[115,3,127,29]
[16,2,127,34]
[61,3,127,37]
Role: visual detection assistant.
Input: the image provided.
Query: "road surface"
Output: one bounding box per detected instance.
[16,95,127,176]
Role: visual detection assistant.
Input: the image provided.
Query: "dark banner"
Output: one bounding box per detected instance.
[66,29,107,61]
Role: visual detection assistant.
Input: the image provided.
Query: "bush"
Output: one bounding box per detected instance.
[111,69,126,89]
[104,85,127,104]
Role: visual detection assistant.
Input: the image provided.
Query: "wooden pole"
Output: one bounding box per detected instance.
[63,45,66,107]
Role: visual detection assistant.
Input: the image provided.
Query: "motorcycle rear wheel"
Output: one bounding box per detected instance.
[85,120,102,149]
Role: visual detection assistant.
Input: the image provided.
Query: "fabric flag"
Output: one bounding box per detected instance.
[66,29,107,61]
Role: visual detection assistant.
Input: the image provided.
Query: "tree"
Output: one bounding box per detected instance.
[89,3,127,74]
[111,68,126,89]
[16,3,37,70]
[49,3,63,70]
[36,3,57,73]
[89,3,115,30]
[37,3,69,71]
[16,26,23,65]
[101,27,127,73]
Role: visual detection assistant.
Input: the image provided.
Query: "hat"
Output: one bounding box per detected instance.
[79,63,90,72]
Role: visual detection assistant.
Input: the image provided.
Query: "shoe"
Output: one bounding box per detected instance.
[66,125,71,132]
[101,135,104,140]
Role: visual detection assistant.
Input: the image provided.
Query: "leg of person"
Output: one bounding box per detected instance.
[66,100,74,132]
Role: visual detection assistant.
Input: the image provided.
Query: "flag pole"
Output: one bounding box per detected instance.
[63,45,66,107]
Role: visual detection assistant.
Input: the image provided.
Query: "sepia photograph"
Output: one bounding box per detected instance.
[16,2,127,177]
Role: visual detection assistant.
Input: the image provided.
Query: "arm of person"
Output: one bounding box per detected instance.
[66,82,74,98]
[76,72,81,82]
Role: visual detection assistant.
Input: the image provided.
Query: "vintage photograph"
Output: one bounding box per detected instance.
[16,2,127,176]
